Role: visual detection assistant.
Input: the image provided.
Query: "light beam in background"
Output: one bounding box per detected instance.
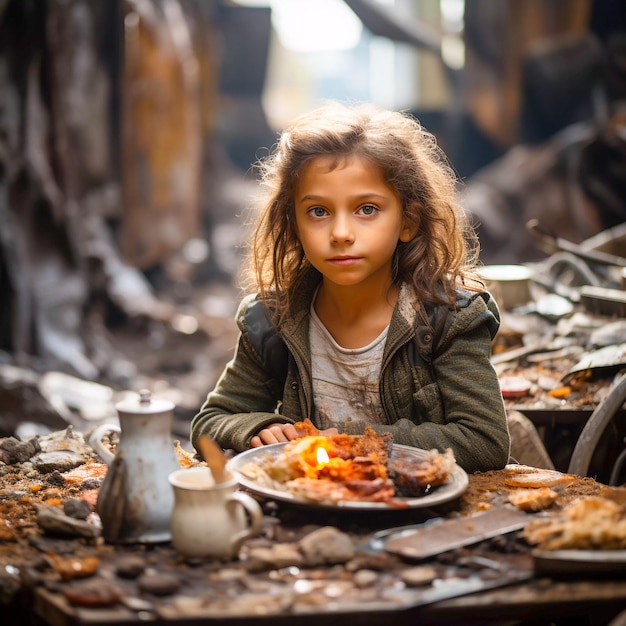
[235,0,362,52]
[441,0,465,69]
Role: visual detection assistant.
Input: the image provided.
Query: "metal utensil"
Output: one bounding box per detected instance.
[380,505,532,561]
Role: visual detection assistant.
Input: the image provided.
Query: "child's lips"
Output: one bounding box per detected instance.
[328,256,361,266]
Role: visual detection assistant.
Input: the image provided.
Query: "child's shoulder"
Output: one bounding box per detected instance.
[236,294,274,335]
[444,288,500,342]
[237,294,289,380]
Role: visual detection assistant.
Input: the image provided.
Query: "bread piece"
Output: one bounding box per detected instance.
[504,465,575,488]
[508,487,558,511]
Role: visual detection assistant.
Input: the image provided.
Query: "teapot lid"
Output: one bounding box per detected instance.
[115,389,174,415]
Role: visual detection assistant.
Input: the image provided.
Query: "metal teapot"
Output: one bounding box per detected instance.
[89,389,180,543]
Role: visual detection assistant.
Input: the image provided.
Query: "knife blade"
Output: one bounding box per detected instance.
[381,505,532,561]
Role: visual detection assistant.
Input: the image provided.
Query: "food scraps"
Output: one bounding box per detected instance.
[522,496,626,550]
[503,464,576,488]
[508,487,558,512]
[237,421,456,505]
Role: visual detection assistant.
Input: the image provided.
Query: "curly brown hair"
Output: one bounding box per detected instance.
[244,101,482,326]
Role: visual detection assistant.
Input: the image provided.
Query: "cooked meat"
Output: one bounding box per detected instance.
[248,427,456,505]
[389,448,456,497]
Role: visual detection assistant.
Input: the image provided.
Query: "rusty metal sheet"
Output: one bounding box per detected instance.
[376,506,531,561]
[121,0,201,269]
[562,343,626,383]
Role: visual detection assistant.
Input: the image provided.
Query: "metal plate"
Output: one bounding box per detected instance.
[533,549,626,576]
[226,442,468,510]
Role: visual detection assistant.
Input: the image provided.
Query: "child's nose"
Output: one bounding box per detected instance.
[330,215,354,243]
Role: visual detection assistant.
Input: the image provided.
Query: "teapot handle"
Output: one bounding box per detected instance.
[89,423,122,465]
[226,491,263,556]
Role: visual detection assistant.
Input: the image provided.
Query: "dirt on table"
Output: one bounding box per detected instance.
[3,443,626,626]
[455,468,607,517]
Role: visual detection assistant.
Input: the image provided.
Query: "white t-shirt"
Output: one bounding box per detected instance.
[309,303,389,430]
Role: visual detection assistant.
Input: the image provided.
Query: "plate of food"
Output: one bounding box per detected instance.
[522,494,626,576]
[226,426,468,510]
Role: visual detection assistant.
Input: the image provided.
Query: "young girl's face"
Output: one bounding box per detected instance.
[294,155,414,291]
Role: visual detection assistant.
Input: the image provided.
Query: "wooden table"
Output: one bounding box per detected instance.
[29,580,626,626]
[3,465,626,626]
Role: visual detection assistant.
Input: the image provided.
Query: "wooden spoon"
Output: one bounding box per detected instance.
[197,435,228,484]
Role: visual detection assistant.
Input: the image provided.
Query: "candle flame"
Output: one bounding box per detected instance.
[316,447,330,465]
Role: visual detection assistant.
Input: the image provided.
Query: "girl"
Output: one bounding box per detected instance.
[191,102,511,473]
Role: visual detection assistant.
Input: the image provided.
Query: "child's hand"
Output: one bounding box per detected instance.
[250,423,339,447]
[250,423,300,447]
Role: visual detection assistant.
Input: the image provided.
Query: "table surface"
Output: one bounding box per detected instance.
[30,579,626,626]
[0,470,626,626]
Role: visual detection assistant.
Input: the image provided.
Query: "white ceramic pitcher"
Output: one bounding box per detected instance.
[168,466,263,560]
[89,389,180,543]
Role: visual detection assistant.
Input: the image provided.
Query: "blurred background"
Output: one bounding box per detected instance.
[1,0,626,454]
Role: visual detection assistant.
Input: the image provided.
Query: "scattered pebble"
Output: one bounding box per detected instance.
[246,543,303,570]
[28,534,81,555]
[121,595,155,612]
[32,451,86,474]
[115,555,147,579]
[0,437,41,465]
[35,503,100,539]
[63,497,92,520]
[400,566,438,587]
[46,471,66,486]
[298,527,355,566]
[353,569,379,588]
[137,571,181,596]
[62,578,123,607]
[209,567,246,583]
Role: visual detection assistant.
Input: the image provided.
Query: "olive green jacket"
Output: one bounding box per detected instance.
[191,274,511,473]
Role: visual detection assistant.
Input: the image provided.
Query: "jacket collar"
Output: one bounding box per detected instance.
[282,268,418,361]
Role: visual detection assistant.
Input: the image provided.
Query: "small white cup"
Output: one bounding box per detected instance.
[168,467,263,560]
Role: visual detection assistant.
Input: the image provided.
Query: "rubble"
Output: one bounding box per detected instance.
[0,424,622,622]
[35,503,100,539]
